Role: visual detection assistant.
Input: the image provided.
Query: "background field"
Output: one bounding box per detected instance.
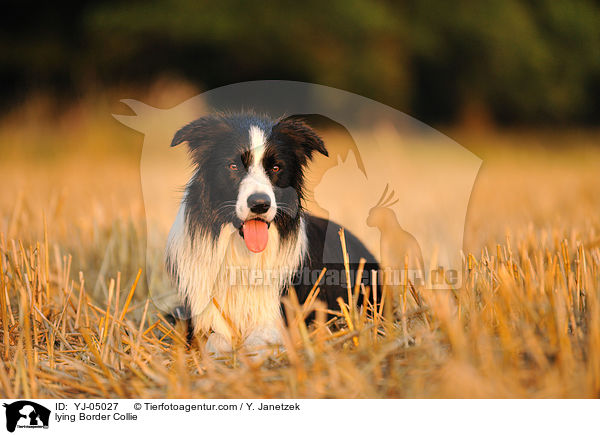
[0,90,599,398]
[2,0,600,399]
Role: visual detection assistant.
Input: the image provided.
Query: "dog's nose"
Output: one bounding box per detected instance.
[247,193,271,214]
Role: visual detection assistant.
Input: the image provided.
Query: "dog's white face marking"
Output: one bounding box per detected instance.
[249,125,266,160]
[235,125,277,222]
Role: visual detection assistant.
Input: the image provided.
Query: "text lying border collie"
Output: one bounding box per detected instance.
[166,112,378,354]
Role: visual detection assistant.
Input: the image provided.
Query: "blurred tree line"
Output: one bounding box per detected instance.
[1,0,599,125]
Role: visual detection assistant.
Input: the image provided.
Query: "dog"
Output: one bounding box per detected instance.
[166,112,379,354]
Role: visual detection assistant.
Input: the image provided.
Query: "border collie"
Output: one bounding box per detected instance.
[166,112,378,354]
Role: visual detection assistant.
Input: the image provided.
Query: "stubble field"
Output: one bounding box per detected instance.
[1,93,599,398]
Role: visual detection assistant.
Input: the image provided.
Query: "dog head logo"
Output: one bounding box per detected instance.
[2,401,50,432]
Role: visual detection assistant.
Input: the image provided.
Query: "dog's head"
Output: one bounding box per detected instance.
[171,113,328,252]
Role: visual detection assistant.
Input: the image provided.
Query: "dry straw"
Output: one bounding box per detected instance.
[0,118,599,397]
[1,218,599,398]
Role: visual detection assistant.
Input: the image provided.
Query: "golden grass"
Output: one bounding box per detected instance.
[0,94,599,398]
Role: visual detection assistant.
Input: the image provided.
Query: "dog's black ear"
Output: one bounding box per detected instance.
[170,116,230,157]
[272,117,328,161]
[170,123,194,148]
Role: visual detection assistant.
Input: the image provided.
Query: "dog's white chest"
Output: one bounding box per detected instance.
[166,206,306,344]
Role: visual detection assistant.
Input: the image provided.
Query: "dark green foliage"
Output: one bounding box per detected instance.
[1,0,599,124]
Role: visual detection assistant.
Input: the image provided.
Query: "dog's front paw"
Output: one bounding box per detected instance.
[205,332,233,357]
[242,327,283,359]
[245,327,283,347]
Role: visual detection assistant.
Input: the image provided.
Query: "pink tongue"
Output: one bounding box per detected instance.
[242,219,269,253]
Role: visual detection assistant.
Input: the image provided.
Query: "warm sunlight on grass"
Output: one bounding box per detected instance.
[1,91,599,398]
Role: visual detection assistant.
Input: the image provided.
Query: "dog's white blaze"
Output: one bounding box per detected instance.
[166,202,307,348]
[249,125,266,156]
[235,125,277,221]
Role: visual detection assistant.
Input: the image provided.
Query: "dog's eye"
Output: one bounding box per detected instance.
[271,165,280,173]
[229,163,238,171]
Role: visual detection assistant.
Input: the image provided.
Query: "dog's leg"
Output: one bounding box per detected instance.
[205,332,233,357]
[242,326,283,359]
